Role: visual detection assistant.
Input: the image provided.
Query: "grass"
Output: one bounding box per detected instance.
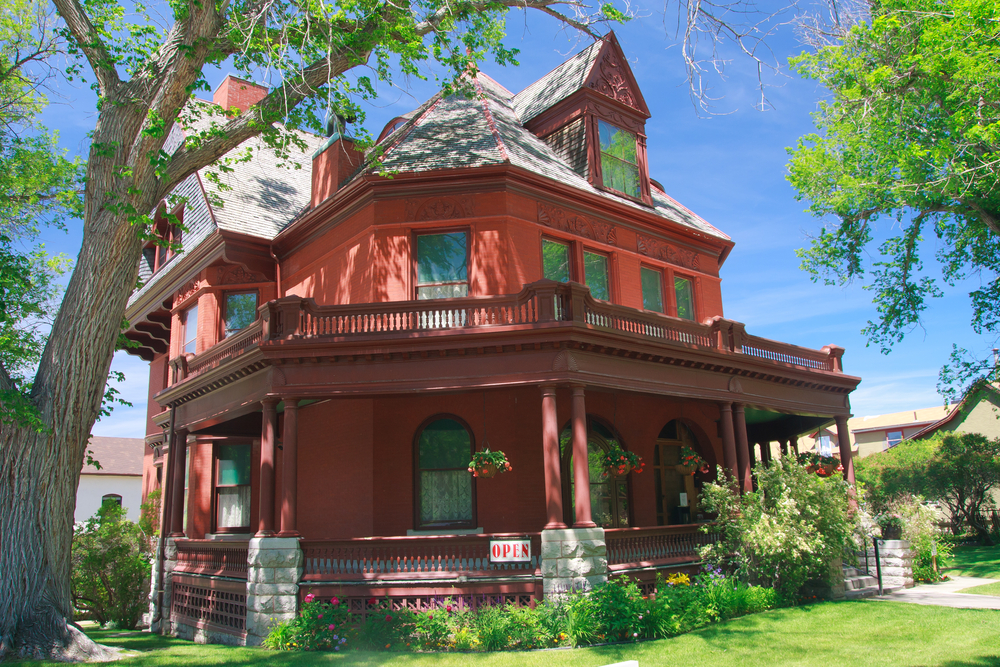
[958,581,1000,597]
[19,601,1000,667]
[947,543,1000,579]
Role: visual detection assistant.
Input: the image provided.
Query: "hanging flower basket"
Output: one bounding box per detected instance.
[798,452,841,476]
[469,449,511,478]
[600,443,644,480]
[676,446,707,476]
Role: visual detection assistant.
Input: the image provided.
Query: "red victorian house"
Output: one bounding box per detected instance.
[126,34,861,645]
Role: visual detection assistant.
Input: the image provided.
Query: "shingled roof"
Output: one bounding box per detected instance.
[511,40,603,123]
[82,436,144,476]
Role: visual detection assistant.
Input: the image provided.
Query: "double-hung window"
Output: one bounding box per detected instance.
[886,431,903,449]
[584,251,610,301]
[416,232,468,299]
[641,267,664,312]
[224,292,258,337]
[674,276,694,321]
[215,444,251,532]
[598,120,640,199]
[542,239,571,282]
[182,304,198,355]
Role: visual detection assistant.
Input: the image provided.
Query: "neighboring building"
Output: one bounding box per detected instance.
[911,383,1000,441]
[123,34,861,645]
[798,405,952,460]
[77,436,145,523]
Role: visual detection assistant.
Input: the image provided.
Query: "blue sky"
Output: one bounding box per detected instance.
[33,6,989,437]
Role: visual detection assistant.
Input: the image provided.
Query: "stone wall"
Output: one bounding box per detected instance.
[147,537,176,634]
[861,539,915,590]
[541,527,608,596]
[245,537,303,646]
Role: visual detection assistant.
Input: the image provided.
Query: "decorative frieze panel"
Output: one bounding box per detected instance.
[590,52,638,110]
[217,265,267,285]
[174,280,201,307]
[636,233,701,271]
[405,196,475,222]
[537,203,617,246]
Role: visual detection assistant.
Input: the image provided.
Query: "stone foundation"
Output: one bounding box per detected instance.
[861,539,915,589]
[541,527,608,597]
[147,537,177,634]
[245,537,303,645]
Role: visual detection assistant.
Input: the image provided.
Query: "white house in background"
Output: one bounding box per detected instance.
[76,436,145,523]
[796,404,953,461]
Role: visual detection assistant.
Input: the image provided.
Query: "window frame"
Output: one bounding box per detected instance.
[182,303,199,356]
[639,264,665,313]
[412,413,477,531]
[886,431,904,450]
[142,205,184,275]
[212,441,253,534]
[558,415,633,529]
[101,493,123,508]
[541,236,573,283]
[222,289,260,339]
[671,272,697,321]
[582,248,613,302]
[596,119,641,201]
[412,228,471,301]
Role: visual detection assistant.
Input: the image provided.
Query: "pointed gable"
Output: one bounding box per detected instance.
[583,32,649,117]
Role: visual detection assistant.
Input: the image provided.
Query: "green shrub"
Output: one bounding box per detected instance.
[586,577,644,642]
[71,503,151,629]
[885,495,953,581]
[699,460,855,601]
[262,594,350,651]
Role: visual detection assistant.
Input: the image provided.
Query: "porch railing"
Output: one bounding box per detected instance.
[301,533,542,581]
[174,539,250,580]
[605,524,719,570]
[168,280,847,385]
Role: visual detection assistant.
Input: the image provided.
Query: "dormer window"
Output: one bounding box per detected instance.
[598,120,640,199]
[142,210,183,275]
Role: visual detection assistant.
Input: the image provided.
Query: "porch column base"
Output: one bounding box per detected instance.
[540,527,608,598]
[149,537,177,635]
[245,537,303,646]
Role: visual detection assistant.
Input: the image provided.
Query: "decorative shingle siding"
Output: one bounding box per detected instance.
[542,119,588,178]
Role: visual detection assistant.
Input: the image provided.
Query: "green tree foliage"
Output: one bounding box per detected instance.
[855,436,938,512]
[699,460,855,601]
[926,432,1000,542]
[71,503,152,630]
[786,0,1000,395]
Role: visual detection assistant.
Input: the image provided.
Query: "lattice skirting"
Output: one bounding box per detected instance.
[300,581,541,622]
[171,574,247,637]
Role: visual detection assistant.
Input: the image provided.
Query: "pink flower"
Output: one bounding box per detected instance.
[318,614,323,619]
[304,593,315,603]
[331,597,340,605]
[445,605,452,613]
[385,614,393,621]
[328,624,335,631]
[428,613,433,620]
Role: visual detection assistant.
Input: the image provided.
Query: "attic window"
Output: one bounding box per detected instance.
[142,212,183,275]
[598,120,639,199]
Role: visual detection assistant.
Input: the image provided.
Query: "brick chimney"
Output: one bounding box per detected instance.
[213,75,268,113]
[311,115,366,208]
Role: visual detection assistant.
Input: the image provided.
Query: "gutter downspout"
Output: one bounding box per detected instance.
[152,405,176,624]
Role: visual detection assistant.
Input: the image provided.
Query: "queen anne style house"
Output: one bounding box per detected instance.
[127,34,861,645]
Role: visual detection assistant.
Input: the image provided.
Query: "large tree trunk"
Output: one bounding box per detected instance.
[0,188,146,659]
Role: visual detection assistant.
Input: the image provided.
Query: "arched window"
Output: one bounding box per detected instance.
[560,419,630,528]
[102,494,123,508]
[415,417,475,529]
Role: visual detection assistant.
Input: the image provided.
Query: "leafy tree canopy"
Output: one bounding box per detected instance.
[786,0,1000,397]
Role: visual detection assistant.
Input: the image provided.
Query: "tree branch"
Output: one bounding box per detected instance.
[49,0,121,95]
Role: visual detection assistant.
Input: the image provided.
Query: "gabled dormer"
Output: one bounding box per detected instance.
[512,33,653,205]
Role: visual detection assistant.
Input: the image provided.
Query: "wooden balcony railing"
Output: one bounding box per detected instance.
[301,533,542,582]
[167,280,847,386]
[174,539,250,580]
[605,524,719,570]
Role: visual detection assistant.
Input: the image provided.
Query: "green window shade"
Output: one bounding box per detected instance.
[598,120,640,199]
[417,233,468,300]
[584,252,610,301]
[225,293,258,337]
[641,267,663,312]
[675,276,694,320]
[542,239,570,282]
[217,445,251,485]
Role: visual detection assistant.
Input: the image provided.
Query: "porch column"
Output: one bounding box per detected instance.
[733,403,752,493]
[780,440,789,457]
[792,438,800,456]
[257,398,278,537]
[168,428,189,537]
[571,385,596,528]
[541,385,565,529]
[835,415,855,485]
[748,441,757,469]
[719,402,738,480]
[278,398,300,538]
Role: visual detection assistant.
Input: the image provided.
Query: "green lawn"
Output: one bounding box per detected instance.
[958,581,1000,597]
[948,544,1000,578]
[21,601,1000,667]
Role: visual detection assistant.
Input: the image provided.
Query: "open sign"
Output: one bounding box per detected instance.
[490,539,531,563]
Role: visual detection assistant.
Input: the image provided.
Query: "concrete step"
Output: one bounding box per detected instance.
[845,575,878,590]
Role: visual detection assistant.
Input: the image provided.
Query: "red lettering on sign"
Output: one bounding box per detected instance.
[492,544,500,558]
